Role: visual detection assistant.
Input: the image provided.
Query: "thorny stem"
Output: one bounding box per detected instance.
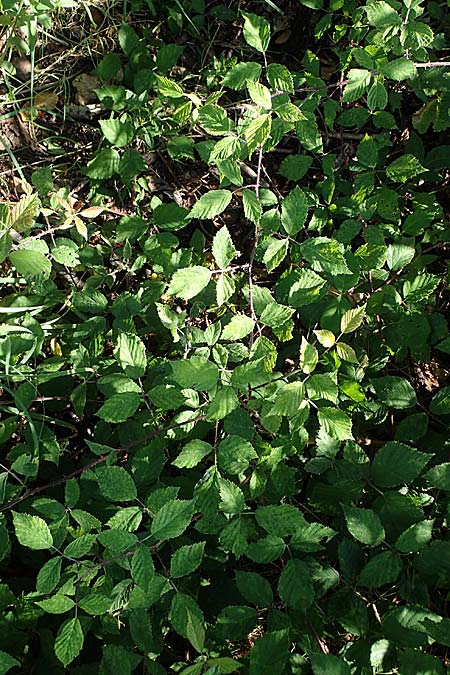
[0,413,207,513]
[248,145,264,350]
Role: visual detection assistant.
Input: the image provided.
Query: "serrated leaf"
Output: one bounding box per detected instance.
[372,375,417,409]
[278,154,312,181]
[425,463,450,490]
[243,113,272,155]
[236,571,273,607]
[249,630,290,675]
[96,391,140,423]
[167,266,211,300]
[219,478,245,515]
[318,407,353,441]
[131,544,155,590]
[395,520,433,553]
[311,654,351,675]
[0,651,20,675]
[221,314,254,340]
[371,441,429,487]
[84,147,120,179]
[170,542,205,578]
[241,11,270,52]
[189,190,232,220]
[197,104,233,135]
[358,551,402,588]
[242,188,262,224]
[301,237,351,275]
[267,63,294,93]
[12,512,53,550]
[9,249,51,278]
[248,81,272,109]
[386,154,426,183]
[114,332,146,378]
[9,193,40,232]
[263,237,289,272]
[336,342,359,363]
[96,466,137,502]
[343,505,385,547]
[55,618,84,667]
[281,186,308,236]
[172,356,219,391]
[36,594,74,614]
[300,337,318,374]
[278,559,314,610]
[342,69,372,103]
[99,118,133,147]
[206,386,239,421]
[173,439,212,468]
[151,499,195,540]
[366,0,401,26]
[340,304,366,334]
[314,329,335,347]
[212,225,236,269]
[381,57,417,81]
[223,61,262,89]
[271,382,304,416]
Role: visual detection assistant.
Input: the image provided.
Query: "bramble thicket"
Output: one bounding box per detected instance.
[0,0,449,673]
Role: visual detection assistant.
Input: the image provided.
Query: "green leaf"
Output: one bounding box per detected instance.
[223,62,262,89]
[36,594,74,614]
[236,571,273,607]
[271,382,305,417]
[167,266,211,300]
[173,439,212,468]
[9,249,51,278]
[367,81,388,110]
[96,391,140,423]
[343,505,385,547]
[99,118,134,147]
[153,203,189,231]
[171,356,219,391]
[218,435,257,475]
[170,593,204,644]
[365,0,401,26]
[9,192,40,231]
[425,462,450,489]
[114,332,146,378]
[255,504,304,537]
[170,542,205,578]
[278,154,312,181]
[212,225,236,269]
[301,237,351,275]
[395,520,433,553]
[263,238,289,272]
[386,154,426,183]
[78,593,112,616]
[278,559,314,610]
[249,630,289,675]
[241,11,270,52]
[131,544,155,590]
[150,499,195,540]
[372,375,417,408]
[342,69,372,103]
[96,466,137,502]
[429,386,450,415]
[267,63,294,93]
[219,478,245,515]
[189,190,232,220]
[300,337,318,374]
[311,654,351,675]
[84,147,120,179]
[243,113,272,155]
[0,651,20,675]
[358,551,402,588]
[371,441,429,487]
[340,304,366,334]
[248,81,272,109]
[221,314,254,340]
[36,557,62,593]
[318,407,353,441]
[197,104,233,135]
[381,58,417,81]
[242,188,262,225]
[246,535,285,563]
[206,386,239,421]
[12,512,53,550]
[55,617,84,667]
[281,186,308,236]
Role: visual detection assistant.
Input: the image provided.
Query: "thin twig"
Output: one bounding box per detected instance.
[0,413,207,513]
